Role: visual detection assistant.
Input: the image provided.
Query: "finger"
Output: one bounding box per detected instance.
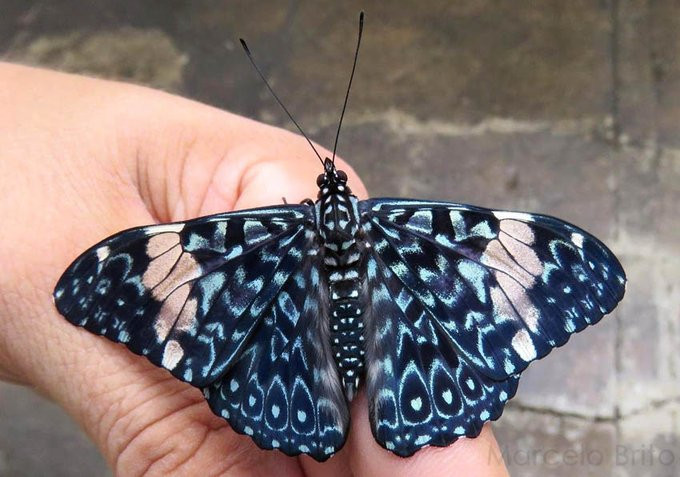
[347,392,509,477]
[119,93,368,222]
[298,448,353,477]
[222,135,366,212]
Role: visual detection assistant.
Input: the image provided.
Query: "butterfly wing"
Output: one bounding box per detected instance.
[363,251,519,456]
[360,199,626,381]
[54,206,315,387]
[359,198,625,454]
[203,251,349,461]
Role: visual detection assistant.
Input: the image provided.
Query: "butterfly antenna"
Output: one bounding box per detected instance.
[331,11,364,165]
[239,38,324,165]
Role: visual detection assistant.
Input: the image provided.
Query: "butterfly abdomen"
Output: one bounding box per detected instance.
[327,256,365,401]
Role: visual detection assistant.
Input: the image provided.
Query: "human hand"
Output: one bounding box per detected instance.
[0,63,509,476]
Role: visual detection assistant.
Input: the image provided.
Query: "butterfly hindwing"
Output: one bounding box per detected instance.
[363,252,519,456]
[359,199,626,381]
[203,249,349,461]
[54,206,314,387]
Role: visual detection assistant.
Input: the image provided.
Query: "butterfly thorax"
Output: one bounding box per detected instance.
[316,160,366,401]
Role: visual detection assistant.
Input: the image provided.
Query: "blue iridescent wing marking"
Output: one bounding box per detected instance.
[203,250,349,461]
[54,206,314,387]
[360,199,626,381]
[363,251,519,456]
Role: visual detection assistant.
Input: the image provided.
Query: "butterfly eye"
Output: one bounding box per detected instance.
[316,174,325,186]
[337,170,348,182]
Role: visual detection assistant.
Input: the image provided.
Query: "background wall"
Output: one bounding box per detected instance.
[1,1,678,476]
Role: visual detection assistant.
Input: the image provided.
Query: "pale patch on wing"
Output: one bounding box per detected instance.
[142,245,182,290]
[176,297,198,333]
[511,329,537,361]
[495,274,540,332]
[499,232,543,277]
[481,239,535,288]
[499,219,535,245]
[162,339,184,369]
[146,233,181,258]
[490,285,519,323]
[154,283,192,341]
[151,253,202,300]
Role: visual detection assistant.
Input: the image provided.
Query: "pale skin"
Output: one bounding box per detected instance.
[0,63,510,477]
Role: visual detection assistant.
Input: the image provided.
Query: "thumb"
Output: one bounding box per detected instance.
[233,155,366,212]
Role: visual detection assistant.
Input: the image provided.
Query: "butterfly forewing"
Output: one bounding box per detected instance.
[54,205,315,387]
[359,198,626,382]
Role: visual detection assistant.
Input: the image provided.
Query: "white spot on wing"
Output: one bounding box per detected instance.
[571,232,584,248]
[161,339,184,370]
[493,211,535,222]
[146,223,185,235]
[95,246,110,262]
[442,389,453,404]
[511,329,537,361]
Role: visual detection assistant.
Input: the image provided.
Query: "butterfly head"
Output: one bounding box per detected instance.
[317,157,350,194]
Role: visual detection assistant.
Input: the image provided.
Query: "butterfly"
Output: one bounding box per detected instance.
[53,12,626,462]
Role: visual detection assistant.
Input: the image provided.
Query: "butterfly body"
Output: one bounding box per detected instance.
[317,158,367,401]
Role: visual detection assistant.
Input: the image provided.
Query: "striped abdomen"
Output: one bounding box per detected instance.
[327,256,365,401]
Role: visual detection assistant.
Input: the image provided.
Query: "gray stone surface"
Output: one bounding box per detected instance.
[616,401,680,477]
[1,2,678,476]
[494,408,617,477]
[0,382,110,477]
[9,28,187,91]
